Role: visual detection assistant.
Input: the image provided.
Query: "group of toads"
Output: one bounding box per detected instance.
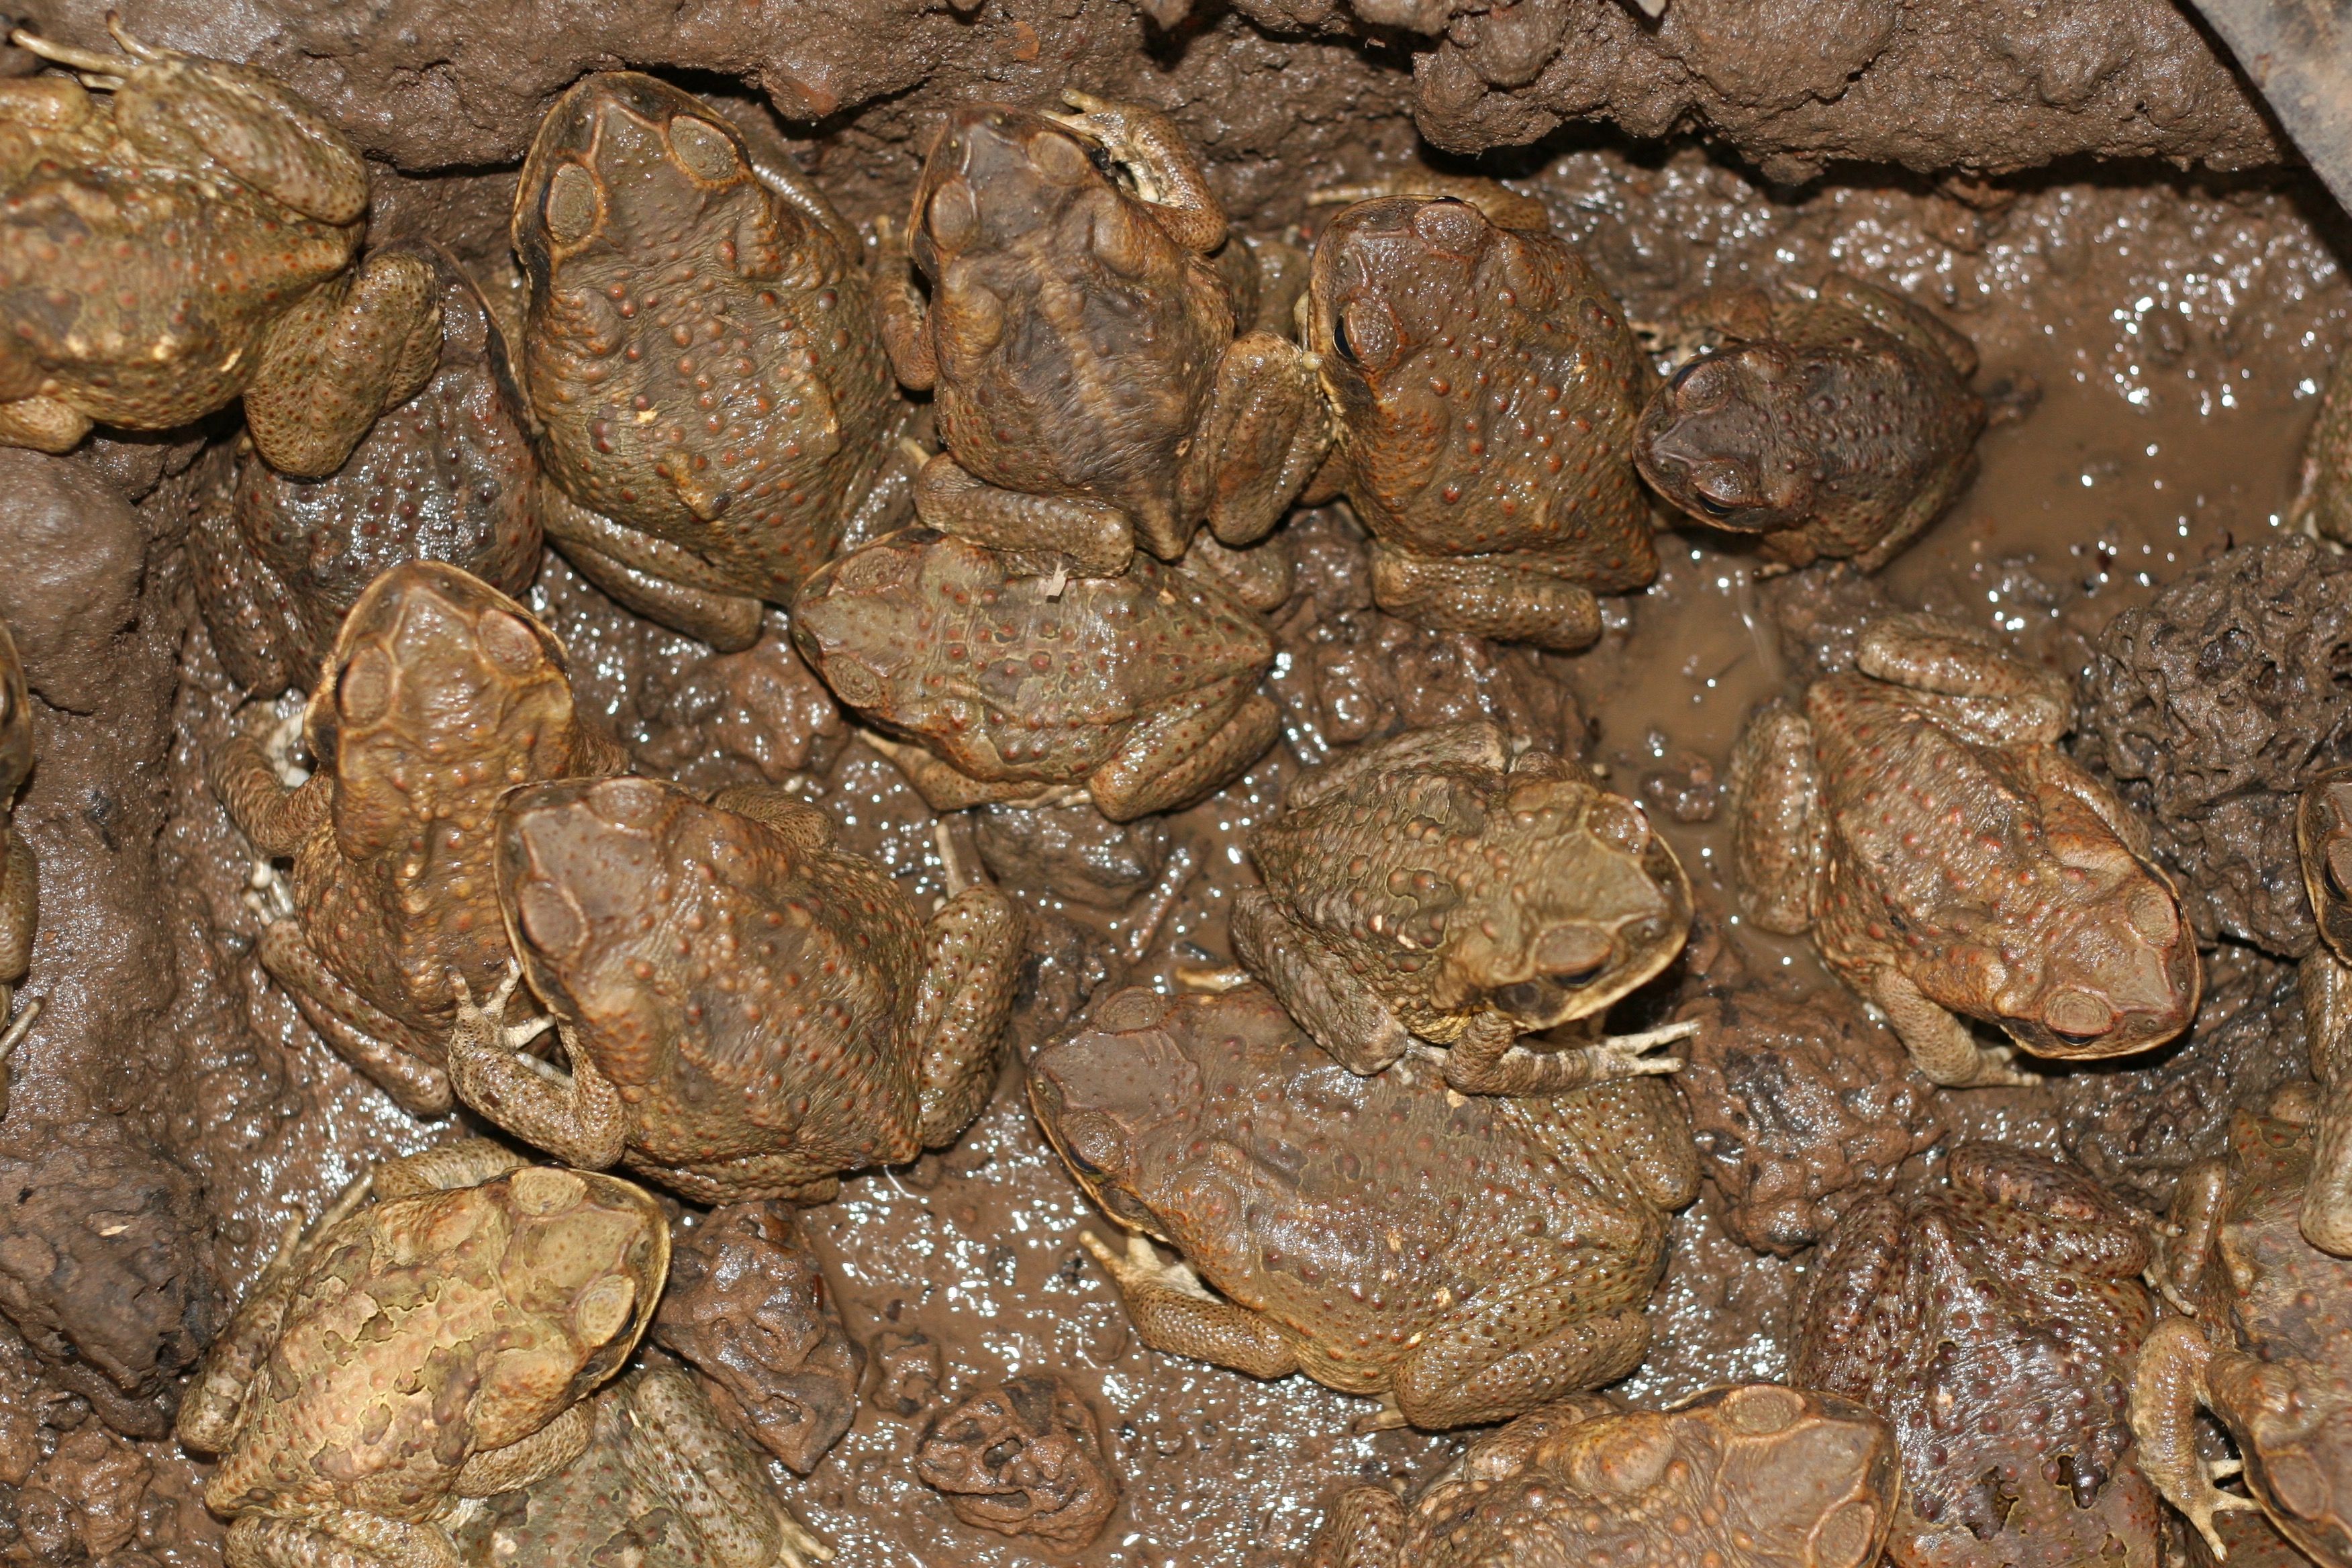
[0,15,2343,1568]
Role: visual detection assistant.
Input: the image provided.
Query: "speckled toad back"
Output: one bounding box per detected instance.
[1729,611,2199,1087]
[1302,188,1656,651]
[1030,983,1698,1430]
[1304,1383,1900,1568]
[514,72,908,651]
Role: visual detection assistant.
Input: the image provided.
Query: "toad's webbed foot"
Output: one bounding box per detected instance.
[1080,1230,1299,1380]
[443,966,627,1171]
[1434,1012,1692,1097]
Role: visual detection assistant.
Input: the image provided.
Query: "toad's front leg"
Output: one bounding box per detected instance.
[912,453,1134,577]
[442,966,628,1171]
[1080,1230,1300,1379]
[246,250,442,479]
[1183,332,1330,551]
[1229,888,1414,1075]
[1869,967,2036,1089]
[2129,1318,2259,1557]
[1435,1010,1692,1097]
[1367,544,1602,652]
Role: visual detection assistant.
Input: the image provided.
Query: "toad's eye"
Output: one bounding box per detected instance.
[1085,142,1116,179]
[1332,299,1400,372]
[1330,310,1355,361]
[1693,492,1736,518]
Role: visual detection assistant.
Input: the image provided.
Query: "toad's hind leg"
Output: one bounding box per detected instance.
[1191,331,1330,548]
[2129,1318,2259,1557]
[1870,968,2035,1088]
[1368,544,1601,652]
[1081,1231,1300,1379]
[619,1365,834,1568]
[257,921,453,1116]
[1301,1487,1409,1568]
[0,396,90,454]
[913,453,1134,577]
[1229,888,1412,1075]
[1853,614,2069,742]
[224,1512,460,1568]
[908,877,1025,1148]
[538,482,763,652]
[1389,1297,1650,1430]
[1087,688,1279,821]
[1726,699,1824,935]
[246,249,442,479]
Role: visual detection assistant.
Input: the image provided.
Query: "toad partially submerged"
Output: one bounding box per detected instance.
[1302,186,1656,650]
[1730,612,2199,1087]
[791,528,1279,822]
[874,97,1326,575]
[2134,1106,2352,1567]
[211,562,626,1116]
[1232,722,1695,1095]
[515,72,908,650]
[1796,1142,2163,1568]
[1030,983,1698,1430]
[444,774,1022,1205]
[1304,1384,1899,1568]
[0,23,439,473]
[1636,274,1988,571]
[176,1140,669,1568]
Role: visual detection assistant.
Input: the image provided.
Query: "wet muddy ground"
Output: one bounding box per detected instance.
[19,121,2352,1568]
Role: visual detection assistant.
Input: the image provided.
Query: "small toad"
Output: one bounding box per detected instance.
[191,258,542,697]
[515,72,908,650]
[0,23,439,474]
[210,562,626,1116]
[462,1363,830,1568]
[1304,1383,1899,1568]
[1794,1142,2162,1568]
[1636,274,1988,571]
[874,96,1326,575]
[1302,185,1656,650]
[2134,1106,2352,1567]
[444,774,1022,1205]
[791,528,1279,822]
[1730,612,2199,1087]
[1232,721,1694,1095]
[1030,983,1698,1430]
[176,1140,669,1568]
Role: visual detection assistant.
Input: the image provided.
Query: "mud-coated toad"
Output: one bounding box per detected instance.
[1636,274,1988,571]
[1304,1383,1899,1568]
[791,528,1279,822]
[175,1140,669,1568]
[1302,188,1656,650]
[1030,983,1699,1430]
[191,258,542,696]
[1795,1142,2163,1568]
[515,72,908,652]
[0,23,439,474]
[210,562,626,1116]
[1232,722,1694,1095]
[1730,612,2199,1087]
[873,97,1326,575]
[461,1363,829,1568]
[2135,1107,2352,1567]
[444,773,1022,1205]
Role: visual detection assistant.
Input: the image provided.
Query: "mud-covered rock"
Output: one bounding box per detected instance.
[0,452,146,717]
[2075,534,2352,956]
[1671,981,1945,1256]
[630,618,847,794]
[914,1373,1121,1553]
[974,804,1169,912]
[2057,944,2312,1209]
[1269,513,1587,765]
[649,1202,863,1475]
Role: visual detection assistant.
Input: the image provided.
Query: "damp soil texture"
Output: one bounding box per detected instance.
[0,2,2347,1566]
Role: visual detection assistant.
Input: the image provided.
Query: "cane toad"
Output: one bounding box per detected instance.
[176,1140,669,1568]
[1030,983,1699,1430]
[1729,612,2199,1087]
[791,527,1279,822]
[873,96,1326,575]
[464,1363,829,1568]
[1304,1383,1900,1568]
[2299,767,2352,1256]
[2134,1108,2352,1567]
[191,258,542,696]
[444,773,1022,1205]
[1232,722,1694,1095]
[1302,187,1655,650]
[0,619,33,1057]
[210,562,626,1116]
[0,23,439,475]
[1636,275,1988,571]
[515,72,908,652]
[1795,1142,2163,1568]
